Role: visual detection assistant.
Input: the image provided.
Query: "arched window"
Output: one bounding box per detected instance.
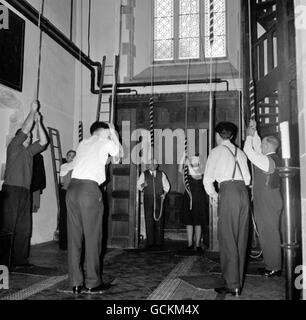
[153,0,226,61]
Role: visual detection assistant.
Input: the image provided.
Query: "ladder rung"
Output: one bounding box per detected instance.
[259,113,279,118]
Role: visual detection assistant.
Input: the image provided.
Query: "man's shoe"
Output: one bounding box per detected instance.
[215,287,241,297]
[72,286,83,294]
[83,283,112,295]
[196,247,204,254]
[186,245,194,250]
[258,268,282,278]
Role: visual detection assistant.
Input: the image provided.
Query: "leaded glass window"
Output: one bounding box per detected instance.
[153,0,174,61]
[153,0,227,61]
[179,0,200,59]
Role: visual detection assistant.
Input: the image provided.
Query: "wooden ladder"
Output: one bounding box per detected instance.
[96,55,120,123]
[47,127,63,238]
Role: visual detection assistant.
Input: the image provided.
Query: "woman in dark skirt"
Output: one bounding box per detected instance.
[179,155,209,253]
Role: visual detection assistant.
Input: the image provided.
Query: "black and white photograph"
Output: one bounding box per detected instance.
[0,0,305,309]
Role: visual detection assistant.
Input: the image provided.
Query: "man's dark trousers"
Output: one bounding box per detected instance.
[254,184,282,271]
[0,185,31,268]
[218,181,250,290]
[66,179,103,288]
[144,196,164,247]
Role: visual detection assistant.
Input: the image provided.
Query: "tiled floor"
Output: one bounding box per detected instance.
[0,241,287,300]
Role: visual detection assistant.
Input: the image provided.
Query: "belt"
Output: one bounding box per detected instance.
[220,180,244,185]
[70,178,98,186]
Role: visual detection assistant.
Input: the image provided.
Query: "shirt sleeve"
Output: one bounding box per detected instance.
[243,136,270,172]
[60,161,75,177]
[137,172,145,191]
[60,164,67,177]
[107,140,120,157]
[27,141,45,156]
[203,149,218,198]
[239,151,251,186]
[162,172,170,193]
[253,131,262,153]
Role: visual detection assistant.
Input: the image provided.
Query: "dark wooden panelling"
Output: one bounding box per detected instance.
[107,110,138,249]
[116,91,240,195]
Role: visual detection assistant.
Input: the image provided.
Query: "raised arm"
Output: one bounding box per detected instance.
[178,153,189,174]
[21,100,39,134]
[35,112,48,147]
[243,123,270,172]
[108,123,123,162]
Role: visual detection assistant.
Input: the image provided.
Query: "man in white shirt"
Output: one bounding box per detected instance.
[137,159,170,250]
[203,122,250,297]
[60,150,76,190]
[66,121,122,295]
[244,120,283,278]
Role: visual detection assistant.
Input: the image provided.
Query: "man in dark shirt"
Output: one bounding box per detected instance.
[0,101,48,269]
[137,159,170,251]
[244,120,283,278]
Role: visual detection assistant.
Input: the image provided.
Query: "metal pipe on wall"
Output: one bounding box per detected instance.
[105,79,230,91]
[70,0,73,41]
[5,0,230,95]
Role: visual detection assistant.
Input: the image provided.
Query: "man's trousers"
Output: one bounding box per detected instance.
[66,179,103,288]
[144,196,164,247]
[218,181,250,290]
[0,185,31,268]
[254,188,282,271]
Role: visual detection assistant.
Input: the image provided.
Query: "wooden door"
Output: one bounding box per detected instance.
[107,109,139,249]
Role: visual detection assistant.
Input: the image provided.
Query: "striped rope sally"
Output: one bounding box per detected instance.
[209,0,214,47]
[78,121,83,143]
[149,95,154,154]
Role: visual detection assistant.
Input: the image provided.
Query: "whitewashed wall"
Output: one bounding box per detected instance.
[1,0,76,244]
